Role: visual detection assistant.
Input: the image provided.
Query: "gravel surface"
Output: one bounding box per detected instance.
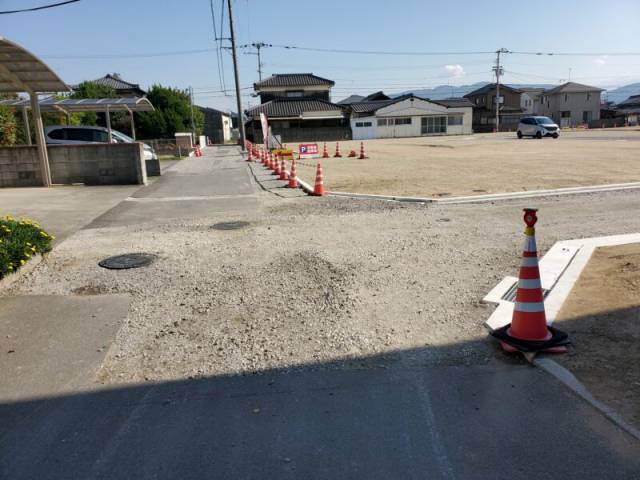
[292,129,640,197]
[5,186,640,384]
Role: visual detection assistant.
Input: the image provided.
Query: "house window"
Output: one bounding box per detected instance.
[564,93,568,102]
[355,122,372,127]
[394,117,411,125]
[447,115,463,126]
[286,90,304,98]
[377,119,387,126]
[561,111,571,118]
[421,116,447,134]
[587,93,591,101]
[583,111,592,122]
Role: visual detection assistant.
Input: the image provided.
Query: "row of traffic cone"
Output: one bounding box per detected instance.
[246,142,325,196]
[193,145,203,157]
[322,142,367,159]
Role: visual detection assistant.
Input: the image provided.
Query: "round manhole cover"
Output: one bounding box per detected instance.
[211,221,250,231]
[98,253,157,270]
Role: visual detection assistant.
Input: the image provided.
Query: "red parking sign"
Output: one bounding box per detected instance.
[298,143,319,157]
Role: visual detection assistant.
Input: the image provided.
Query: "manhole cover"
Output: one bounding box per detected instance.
[98,253,157,270]
[211,221,250,231]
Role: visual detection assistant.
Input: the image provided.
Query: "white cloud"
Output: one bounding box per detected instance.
[444,64,465,77]
[594,55,608,66]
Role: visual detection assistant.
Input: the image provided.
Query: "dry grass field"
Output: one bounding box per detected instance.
[289,129,640,198]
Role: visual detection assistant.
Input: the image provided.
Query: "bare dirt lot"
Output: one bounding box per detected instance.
[555,243,640,430]
[290,129,640,198]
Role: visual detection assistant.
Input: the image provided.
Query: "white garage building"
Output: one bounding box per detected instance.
[349,95,473,140]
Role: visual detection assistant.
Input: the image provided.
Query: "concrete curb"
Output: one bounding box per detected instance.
[434,182,640,205]
[327,191,433,203]
[534,357,640,442]
[0,254,44,292]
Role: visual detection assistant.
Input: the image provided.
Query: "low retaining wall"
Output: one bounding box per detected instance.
[0,143,147,188]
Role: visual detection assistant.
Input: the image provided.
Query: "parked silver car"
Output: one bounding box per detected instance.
[44,125,158,161]
[517,116,560,139]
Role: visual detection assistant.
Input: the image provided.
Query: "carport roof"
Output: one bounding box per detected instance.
[0,37,69,93]
[0,96,155,112]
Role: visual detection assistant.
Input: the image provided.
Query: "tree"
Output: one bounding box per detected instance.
[68,81,118,126]
[136,85,203,139]
[0,106,17,146]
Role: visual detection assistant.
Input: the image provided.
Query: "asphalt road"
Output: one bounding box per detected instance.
[1,147,639,479]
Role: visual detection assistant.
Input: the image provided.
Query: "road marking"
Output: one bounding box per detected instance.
[125,194,257,202]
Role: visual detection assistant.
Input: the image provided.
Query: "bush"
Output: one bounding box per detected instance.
[0,216,54,279]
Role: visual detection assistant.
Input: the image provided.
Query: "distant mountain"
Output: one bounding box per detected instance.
[605,83,640,104]
[395,82,556,100]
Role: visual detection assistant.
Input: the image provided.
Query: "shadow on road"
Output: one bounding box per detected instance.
[1,333,639,480]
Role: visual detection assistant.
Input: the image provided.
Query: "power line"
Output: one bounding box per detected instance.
[209,0,226,93]
[0,0,80,14]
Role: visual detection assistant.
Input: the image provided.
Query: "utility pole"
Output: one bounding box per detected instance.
[189,86,196,142]
[493,48,509,132]
[247,42,271,81]
[227,0,246,151]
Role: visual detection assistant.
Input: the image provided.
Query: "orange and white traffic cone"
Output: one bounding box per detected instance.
[288,158,299,188]
[247,146,253,162]
[348,149,356,157]
[491,208,569,358]
[313,162,325,196]
[273,154,281,175]
[333,142,342,158]
[322,143,329,158]
[358,142,368,159]
[279,157,289,180]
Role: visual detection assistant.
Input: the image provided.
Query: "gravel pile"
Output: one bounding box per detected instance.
[6,189,640,383]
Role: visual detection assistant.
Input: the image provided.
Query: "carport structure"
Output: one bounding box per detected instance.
[0,96,155,142]
[0,36,70,187]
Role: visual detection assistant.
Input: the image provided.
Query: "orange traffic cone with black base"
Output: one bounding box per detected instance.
[246,147,253,162]
[322,143,329,158]
[490,208,569,357]
[333,142,342,158]
[348,149,356,157]
[313,162,325,196]
[358,142,368,159]
[288,158,299,188]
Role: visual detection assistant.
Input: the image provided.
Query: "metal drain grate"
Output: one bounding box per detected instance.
[501,281,549,302]
[98,253,157,270]
[211,221,250,231]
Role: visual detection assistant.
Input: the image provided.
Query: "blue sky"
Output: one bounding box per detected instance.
[2,0,640,111]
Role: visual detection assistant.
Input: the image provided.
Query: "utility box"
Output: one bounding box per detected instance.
[175,132,193,151]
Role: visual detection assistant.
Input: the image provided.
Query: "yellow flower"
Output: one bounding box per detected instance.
[20,260,25,266]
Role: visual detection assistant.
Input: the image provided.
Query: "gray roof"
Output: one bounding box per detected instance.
[0,96,154,112]
[197,105,231,117]
[337,94,365,105]
[544,82,604,95]
[465,83,521,97]
[349,95,473,114]
[254,73,334,89]
[435,97,475,108]
[349,99,397,114]
[0,36,69,93]
[77,73,145,93]
[616,94,640,107]
[245,98,344,118]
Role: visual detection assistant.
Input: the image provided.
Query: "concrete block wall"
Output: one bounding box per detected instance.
[0,143,147,188]
[0,146,43,187]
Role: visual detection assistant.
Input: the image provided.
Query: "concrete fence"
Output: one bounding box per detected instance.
[0,143,147,188]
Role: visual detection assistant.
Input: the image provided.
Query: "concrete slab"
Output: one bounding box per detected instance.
[0,185,142,242]
[133,169,254,198]
[0,294,130,401]
[0,362,638,479]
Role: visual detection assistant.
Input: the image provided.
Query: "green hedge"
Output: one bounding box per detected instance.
[0,216,53,279]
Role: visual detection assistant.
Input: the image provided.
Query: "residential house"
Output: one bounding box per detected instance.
[614,94,640,126]
[537,82,603,127]
[349,94,473,140]
[198,106,233,144]
[245,73,350,143]
[74,73,146,97]
[519,87,545,115]
[464,83,523,132]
